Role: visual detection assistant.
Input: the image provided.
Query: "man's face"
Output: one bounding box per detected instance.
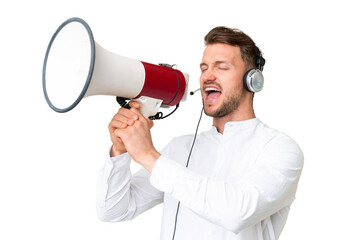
[200,43,247,118]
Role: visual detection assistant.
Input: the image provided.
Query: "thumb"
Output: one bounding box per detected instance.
[147,118,154,129]
[129,104,146,121]
[128,101,141,109]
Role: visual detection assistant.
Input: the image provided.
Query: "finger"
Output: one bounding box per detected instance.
[110,113,132,129]
[110,132,123,144]
[130,106,146,121]
[128,101,141,109]
[113,128,126,138]
[117,107,139,121]
[113,113,136,126]
[114,109,138,127]
[109,120,128,132]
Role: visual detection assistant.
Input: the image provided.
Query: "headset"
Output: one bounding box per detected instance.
[191,54,266,95]
[243,54,266,93]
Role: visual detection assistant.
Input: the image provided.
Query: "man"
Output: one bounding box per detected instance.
[97,27,304,240]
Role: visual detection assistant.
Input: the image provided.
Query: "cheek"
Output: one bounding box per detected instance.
[223,73,244,92]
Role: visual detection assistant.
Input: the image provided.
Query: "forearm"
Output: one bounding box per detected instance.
[96,153,134,221]
[134,149,161,173]
[97,151,163,222]
[150,156,302,233]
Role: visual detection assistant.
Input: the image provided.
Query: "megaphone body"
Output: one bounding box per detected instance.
[42,17,189,118]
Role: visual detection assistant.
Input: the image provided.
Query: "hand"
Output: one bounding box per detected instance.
[113,104,159,172]
[108,102,140,156]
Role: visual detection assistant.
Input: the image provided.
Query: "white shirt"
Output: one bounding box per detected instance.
[97,118,304,240]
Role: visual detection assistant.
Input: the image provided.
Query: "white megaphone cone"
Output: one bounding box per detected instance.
[42,17,189,118]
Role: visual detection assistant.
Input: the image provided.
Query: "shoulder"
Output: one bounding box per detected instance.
[256,121,301,146]
[256,121,304,169]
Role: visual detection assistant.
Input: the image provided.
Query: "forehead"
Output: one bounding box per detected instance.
[202,43,242,63]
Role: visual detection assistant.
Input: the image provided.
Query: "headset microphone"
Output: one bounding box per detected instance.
[190,88,201,95]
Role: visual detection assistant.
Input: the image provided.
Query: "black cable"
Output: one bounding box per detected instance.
[171,107,204,240]
[116,96,130,109]
[159,63,180,107]
[185,107,203,167]
[171,201,181,240]
[149,103,179,120]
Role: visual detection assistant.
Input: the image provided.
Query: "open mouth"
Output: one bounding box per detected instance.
[204,87,222,103]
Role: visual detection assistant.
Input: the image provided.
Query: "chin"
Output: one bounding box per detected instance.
[202,98,223,117]
[203,105,220,117]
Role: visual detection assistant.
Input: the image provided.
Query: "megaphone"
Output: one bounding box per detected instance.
[42,17,189,118]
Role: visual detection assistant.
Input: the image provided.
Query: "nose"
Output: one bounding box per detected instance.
[201,68,216,82]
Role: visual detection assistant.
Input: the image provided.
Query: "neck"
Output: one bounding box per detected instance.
[213,106,255,134]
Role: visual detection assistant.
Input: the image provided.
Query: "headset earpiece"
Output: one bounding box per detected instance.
[243,54,265,93]
[243,69,264,93]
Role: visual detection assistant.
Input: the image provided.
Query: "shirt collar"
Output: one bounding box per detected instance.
[210,118,261,135]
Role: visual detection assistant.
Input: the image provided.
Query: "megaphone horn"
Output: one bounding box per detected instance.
[42,17,189,118]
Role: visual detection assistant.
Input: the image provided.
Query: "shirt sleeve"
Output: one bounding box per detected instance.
[96,150,163,222]
[149,134,304,233]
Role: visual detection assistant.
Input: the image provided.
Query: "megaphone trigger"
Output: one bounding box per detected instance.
[133,96,163,119]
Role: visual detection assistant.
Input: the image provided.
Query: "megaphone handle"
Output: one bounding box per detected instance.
[116,96,163,118]
[133,96,163,119]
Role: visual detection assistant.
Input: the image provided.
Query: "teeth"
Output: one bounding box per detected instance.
[205,87,221,92]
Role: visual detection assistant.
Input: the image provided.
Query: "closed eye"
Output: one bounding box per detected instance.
[200,64,208,73]
[217,63,230,71]
[218,66,229,71]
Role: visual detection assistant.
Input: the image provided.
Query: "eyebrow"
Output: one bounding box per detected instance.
[200,62,207,68]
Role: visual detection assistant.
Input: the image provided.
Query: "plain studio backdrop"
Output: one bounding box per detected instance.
[1,0,359,239]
